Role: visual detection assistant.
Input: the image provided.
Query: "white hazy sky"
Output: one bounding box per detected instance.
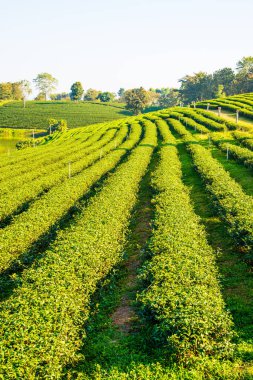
[0,0,252,95]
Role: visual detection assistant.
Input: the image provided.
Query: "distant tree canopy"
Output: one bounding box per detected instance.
[20,80,32,107]
[124,87,150,115]
[83,88,101,101]
[97,91,115,102]
[118,88,125,99]
[48,118,68,134]
[0,81,26,101]
[158,89,180,108]
[179,56,253,104]
[70,82,84,101]
[33,73,58,100]
[35,92,46,101]
[50,92,70,101]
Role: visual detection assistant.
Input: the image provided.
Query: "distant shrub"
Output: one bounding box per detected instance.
[48,118,68,133]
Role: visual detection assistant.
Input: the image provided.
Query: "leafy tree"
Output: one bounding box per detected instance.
[147,90,160,106]
[35,92,46,101]
[83,88,101,101]
[235,56,253,93]
[20,80,32,108]
[11,82,23,100]
[215,84,226,98]
[50,92,70,101]
[48,118,67,134]
[179,72,213,103]
[118,88,125,99]
[236,56,253,73]
[124,87,149,115]
[33,73,58,100]
[159,89,180,108]
[212,68,235,96]
[97,92,115,102]
[70,82,84,101]
[0,82,13,99]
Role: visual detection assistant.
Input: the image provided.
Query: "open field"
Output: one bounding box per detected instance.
[0,101,131,129]
[1,102,253,379]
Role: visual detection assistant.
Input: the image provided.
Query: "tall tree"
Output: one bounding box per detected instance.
[20,80,32,108]
[212,68,235,96]
[83,88,101,101]
[159,89,180,108]
[33,73,58,100]
[97,92,115,102]
[0,82,13,100]
[235,56,253,93]
[124,87,149,115]
[12,82,23,100]
[179,72,213,103]
[70,82,84,101]
[118,88,125,100]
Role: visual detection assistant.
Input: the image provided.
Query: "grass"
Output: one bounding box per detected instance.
[0,101,132,129]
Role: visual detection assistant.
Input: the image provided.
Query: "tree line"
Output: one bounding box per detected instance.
[0,56,252,113]
[179,56,253,104]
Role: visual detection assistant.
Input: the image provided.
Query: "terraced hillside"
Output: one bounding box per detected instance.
[196,92,253,121]
[0,100,131,129]
[1,107,253,379]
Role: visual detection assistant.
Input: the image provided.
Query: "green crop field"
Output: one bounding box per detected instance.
[1,99,253,379]
[0,100,131,129]
[196,92,253,121]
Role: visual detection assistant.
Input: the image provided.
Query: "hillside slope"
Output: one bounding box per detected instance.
[1,103,253,378]
[0,100,131,129]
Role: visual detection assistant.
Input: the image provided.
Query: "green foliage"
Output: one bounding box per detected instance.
[97,91,116,102]
[179,57,253,102]
[0,121,156,378]
[124,87,150,115]
[118,87,125,99]
[197,94,253,121]
[139,120,234,363]
[83,88,101,101]
[188,143,253,254]
[70,81,84,101]
[0,100,130,129]
[33,72,58,100]
[158,89,180,108]
[215,84,226,98]
[0,125,130,273]
[0,82,23,100]
[48,118,68,133]
[50,92,70,101]
[16,139,36,150]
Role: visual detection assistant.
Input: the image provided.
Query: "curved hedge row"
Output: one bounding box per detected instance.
[195,108,253,133]
[241,138,253,151]
[213,139,253,169]
[0,123,141,273]
[139,133,233,363]
[0,125,118,193]
[0,124,108,184]
[0,121,107,170]
[175,108,226,131]
[0,121,157,379]
[166,118,194,142]
[196,98,253,120]
[0,126,127,224]
[188,143,253,252]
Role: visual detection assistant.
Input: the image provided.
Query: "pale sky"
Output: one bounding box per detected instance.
[1,0,252,95]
